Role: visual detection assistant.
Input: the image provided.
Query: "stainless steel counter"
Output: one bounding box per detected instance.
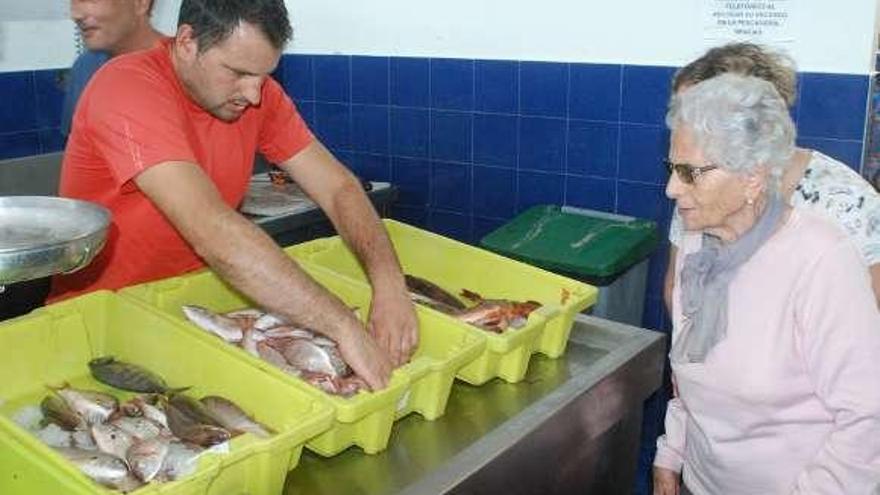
[285,315,665,495]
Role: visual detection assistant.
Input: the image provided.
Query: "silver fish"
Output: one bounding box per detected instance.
[120,396,168,429]
[54,447,137,491]
[261,326,314,340]
[254,312,288,331]
[111,416,164,441]
[182,305,244,342]
[312,336,337,348]
[224,308,264,319]
[280,338,349,378]
[71,430,97,451]
[40,394,86,431]
[127,436,171,482]
[241,326,260,358]
[89,356,186,394]
[256,341,301,376]
[200,396,272,439]
[91,422,135,460]
[52,386,118,425]
[301,372,364,398]
[165,401,230,448]
[157,441,202,482]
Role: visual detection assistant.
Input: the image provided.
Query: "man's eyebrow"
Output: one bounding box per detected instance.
[223,63,260,76]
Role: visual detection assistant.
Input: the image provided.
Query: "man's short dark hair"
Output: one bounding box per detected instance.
[178,0,292,52]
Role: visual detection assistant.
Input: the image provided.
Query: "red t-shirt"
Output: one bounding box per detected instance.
[50,39,313,301]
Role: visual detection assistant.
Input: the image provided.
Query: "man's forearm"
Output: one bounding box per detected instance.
[325,178,407,292]
[187,207,360,340]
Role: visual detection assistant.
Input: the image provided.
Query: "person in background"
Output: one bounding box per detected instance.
[0,1,164,323]
[54,0,418,390]
[62,0,164,135]
[654,73,880,494]
[663,43,880,312]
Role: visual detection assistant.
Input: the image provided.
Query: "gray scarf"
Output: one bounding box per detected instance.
[672,195,785,363]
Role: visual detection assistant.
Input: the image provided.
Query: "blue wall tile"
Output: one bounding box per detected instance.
[391,58,430,108]
[641,296,669,331]
[567,120,618,178]
[431,161,471,213]
[390,107,429,157]
[569,63,621,121]
[615,181,672,225]
[283,54,314,101]
[519,117,565,173]
[797,137,864,172]
[473,216,508,243]
[351,153,391,181]
[351,56,389,105]
[798,73,869,140]
[618,124,669,184]
[428,210,471,242]
[313,103,351,150]
[520,62,567,117]
[565,175,616,212]
[351,104,389,154]
[621,65,676,125]
[0,72,36,133]
[473,113,518,167]
[472,166,516,217]
[392,205,428,227]
[0,131,40,159]
[295,100,316,128]
[34,69,64,129]
[391,157,430,207]
[314,55,350,103]
[38,129,65,153]
[644,245,670,301]
[517,171,563,210]
[475,60,518,113]
[431,58,474,111]
[431,111,472,162]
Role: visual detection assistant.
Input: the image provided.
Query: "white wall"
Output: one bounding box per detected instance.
[1,0,876,74]
[284,0,879,74]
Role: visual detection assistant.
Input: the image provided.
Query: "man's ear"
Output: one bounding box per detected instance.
[175,24,199,60]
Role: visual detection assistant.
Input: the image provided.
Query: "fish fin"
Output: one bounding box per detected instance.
[88,355,115,366]
[163,387,192,397]
[459,289,483,303]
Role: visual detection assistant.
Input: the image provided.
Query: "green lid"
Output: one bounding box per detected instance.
[479,205,659,284]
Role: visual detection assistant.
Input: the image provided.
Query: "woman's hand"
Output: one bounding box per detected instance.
[653,466,681,495]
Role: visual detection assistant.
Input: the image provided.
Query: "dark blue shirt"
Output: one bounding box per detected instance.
[61,50,110,136]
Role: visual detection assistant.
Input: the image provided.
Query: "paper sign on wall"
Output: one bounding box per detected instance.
[702,0,793,43]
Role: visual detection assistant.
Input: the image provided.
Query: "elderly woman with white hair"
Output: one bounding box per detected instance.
[652,73,880,495]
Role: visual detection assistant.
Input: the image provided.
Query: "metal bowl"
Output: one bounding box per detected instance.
[0,196,111,285]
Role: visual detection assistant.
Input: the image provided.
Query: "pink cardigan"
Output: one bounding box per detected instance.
[655,210,880,494]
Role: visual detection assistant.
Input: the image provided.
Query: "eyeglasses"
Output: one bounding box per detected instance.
[663,159,718,184]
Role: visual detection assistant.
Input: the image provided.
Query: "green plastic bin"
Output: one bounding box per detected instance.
[480,205,659,327]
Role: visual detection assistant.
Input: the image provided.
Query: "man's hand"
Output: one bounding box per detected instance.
[336,320,393,391]
[368,286,419,366]
[653,467,681,495]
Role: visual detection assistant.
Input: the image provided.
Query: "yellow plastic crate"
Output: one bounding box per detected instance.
[287,220,598,366]
[121,263,480,455]
[0,291,333,495]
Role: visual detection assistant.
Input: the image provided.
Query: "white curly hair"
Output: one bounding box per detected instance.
[666,73,795,192]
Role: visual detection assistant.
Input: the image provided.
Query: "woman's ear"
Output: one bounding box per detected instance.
[743,166,770,204]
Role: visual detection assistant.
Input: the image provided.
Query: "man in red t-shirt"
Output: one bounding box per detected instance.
[54,0,416,390]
